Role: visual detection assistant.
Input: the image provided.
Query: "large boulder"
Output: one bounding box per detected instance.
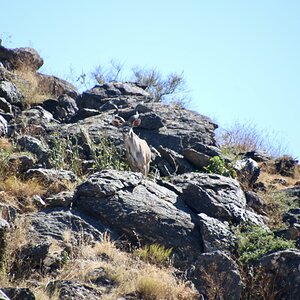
[173,172,266,225]
[36,73,78,99]
[173,173,247,222]
[74,170,202,264]
[193,251,243,300]
[46,280,102,300]
[17,135,49,166]
[197,213,234,252]
[0,46,43,71]
[24,168,77,185]
[76,82,150,110]
[252,250,300,300]
[42,94,78,122]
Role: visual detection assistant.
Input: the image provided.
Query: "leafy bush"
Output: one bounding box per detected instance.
[132,67,186,103]
[234,225,295,265]
[134,244,173,266]
[204,156,237,178]
[49,132,82,176]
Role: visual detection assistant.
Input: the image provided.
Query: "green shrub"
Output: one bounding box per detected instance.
[49,133,82,177]
[204,156,236,178]
[134,244,173,266]
[234,225,295,265]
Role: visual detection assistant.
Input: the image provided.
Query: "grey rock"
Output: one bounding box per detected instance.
[245,191,266,214]
[47,280,102,300]
[243,150,271,162]
[42,94,78,122]
[181,148,211,168]
[74,170,202,264]
[156,146,195,175]
[136,111,164,130]
[17,135,48,165]
[68,108,100,123]
[283,208,300,226]
[275,225,300,243]
[15,106,59,134]
[173,173,247,222]
[57,94,78,118]
[0,80,24,107]
[36,73,78,99]
[1,288,35,300]
[12,241,51,278]
[283,185,300,204]
[234,158,260,188]
[8,153,36,173]
[192,142,221,157]
[24,168,77,185]
[193,251,242,300]
[253,250,300,300]
[0,97,12,113]
[76,82,150,110]
[198,213,233,252]
[0,290,10,300]
[275,156,298,178]
[0,115,7,136]
[27,208,113,243]
[45,190,74,208]
[0,203,18,223]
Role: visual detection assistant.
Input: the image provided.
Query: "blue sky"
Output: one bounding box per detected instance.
[1,0,299,158]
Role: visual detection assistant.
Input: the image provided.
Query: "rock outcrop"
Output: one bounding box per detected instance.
[0,43,298,300]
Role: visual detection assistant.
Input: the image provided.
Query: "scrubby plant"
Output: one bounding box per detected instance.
[49,132,83,177]
[234,225,295,265]
[133,243,173,266]
[80,127,129,173]
[259,190,298,229]
[216,121,286,158]
[204,156,237,178]
[132,67,187,103]
[69,62,188,104]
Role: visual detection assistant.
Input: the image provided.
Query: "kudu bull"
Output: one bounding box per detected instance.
[111,106,152,176]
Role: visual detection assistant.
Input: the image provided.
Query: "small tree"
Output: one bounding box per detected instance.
[132,67,186,102]
[91,59,124,84]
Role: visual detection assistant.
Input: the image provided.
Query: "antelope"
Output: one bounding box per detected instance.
[112,107,151,176]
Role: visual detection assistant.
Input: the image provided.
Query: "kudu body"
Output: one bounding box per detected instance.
[112,108,151,176]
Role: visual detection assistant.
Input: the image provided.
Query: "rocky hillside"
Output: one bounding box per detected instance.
[0,44,299,300]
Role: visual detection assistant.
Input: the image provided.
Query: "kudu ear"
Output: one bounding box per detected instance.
[131,118,141,127]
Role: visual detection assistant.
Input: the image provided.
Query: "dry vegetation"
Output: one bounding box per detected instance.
[11,68,52,105]
[217,121,288,158]
[1,227,198,300]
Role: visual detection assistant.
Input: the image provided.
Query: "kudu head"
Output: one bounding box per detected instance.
[111,104,151,176]
[111,105,141,139]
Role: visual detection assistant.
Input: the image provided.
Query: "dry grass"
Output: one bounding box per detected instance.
[258,189,298,229]
[217,121,287,158]
[0,217,29,286]
[11,69,52,105]
[0,176,46,211]
[55,233,198,300]
[0,176,46,198]
[0,138,13,151]
[257,158,300,191]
